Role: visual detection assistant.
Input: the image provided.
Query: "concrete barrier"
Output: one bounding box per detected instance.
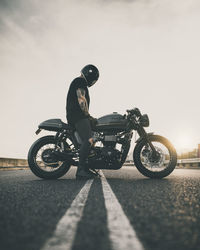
[0,158,28,169]
[176,163,200,169]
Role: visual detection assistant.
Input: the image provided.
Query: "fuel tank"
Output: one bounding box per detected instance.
[95,112,127,132]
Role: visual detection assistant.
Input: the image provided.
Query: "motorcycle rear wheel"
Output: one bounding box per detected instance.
[133,135,177,179]
[28,135,71,179]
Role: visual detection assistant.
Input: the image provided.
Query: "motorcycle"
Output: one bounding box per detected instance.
[28,108,177,179]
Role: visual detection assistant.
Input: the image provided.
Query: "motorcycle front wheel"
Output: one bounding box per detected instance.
[28,135,71,179]
[133,135,177,179]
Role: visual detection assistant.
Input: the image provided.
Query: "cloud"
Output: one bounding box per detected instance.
[0,0,199,39]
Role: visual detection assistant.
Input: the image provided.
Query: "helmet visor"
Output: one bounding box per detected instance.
[89,79,97,87]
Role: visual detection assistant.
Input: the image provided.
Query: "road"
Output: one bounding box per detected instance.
[0,167,200,250]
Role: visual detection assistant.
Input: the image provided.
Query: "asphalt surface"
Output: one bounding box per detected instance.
[0,167,200,250]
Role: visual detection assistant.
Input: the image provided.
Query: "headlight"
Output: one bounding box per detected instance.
[139,114,149,127]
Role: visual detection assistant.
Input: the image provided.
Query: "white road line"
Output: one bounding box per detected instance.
[100,171,144,250]
[41,179,93,250]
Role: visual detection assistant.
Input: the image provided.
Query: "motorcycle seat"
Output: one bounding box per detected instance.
[39,119,72,132]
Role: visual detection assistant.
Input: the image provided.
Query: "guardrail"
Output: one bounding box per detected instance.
[176,158,200,168]
[125,158,200,168]
[177,158,200,163]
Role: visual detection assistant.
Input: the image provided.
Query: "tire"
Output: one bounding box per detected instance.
[28,136,71,179]
[133,135,177,179]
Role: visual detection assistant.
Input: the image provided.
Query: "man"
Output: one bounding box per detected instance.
[66,64,99,179]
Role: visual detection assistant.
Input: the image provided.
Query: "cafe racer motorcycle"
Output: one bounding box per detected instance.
[28,108,177,179]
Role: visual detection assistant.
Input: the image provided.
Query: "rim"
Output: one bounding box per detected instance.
[34,143,63,172]
[140,141,172,172]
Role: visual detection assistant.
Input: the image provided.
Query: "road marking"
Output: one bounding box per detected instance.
[100,171,144,250]
[41,179,93,250]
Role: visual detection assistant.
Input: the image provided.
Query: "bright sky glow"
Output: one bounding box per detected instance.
[174,133,196,152]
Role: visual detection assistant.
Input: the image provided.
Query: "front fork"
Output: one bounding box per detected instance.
[136,128,158,157]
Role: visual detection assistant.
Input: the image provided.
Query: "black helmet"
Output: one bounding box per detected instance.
[81,64,99,87]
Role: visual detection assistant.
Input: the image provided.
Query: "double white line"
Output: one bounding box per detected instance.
[42,172,144,250]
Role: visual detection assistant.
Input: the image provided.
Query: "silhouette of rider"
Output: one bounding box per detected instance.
[66,64,99,179]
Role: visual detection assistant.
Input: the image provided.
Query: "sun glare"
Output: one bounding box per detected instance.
[174,134,195,151]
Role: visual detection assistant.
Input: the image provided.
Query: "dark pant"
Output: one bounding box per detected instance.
[75,118,92,168]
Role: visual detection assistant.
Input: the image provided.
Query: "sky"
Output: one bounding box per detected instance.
[0,0,200,158]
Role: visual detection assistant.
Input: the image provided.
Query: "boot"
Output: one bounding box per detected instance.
[76,164,96,180]
[84,162,100,177]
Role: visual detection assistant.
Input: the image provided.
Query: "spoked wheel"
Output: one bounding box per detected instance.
[133,135,177,178]
[28,136,71,179]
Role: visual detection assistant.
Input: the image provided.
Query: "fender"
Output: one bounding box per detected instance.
[135,132,154,143]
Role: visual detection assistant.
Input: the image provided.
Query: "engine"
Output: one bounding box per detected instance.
[101,147,121,163]
[88,145,122,170]
[102,134,117,147]
[87,112,129,169]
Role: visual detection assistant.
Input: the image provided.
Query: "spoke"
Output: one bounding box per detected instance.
[33,142,63,172]
[141,141,171,172]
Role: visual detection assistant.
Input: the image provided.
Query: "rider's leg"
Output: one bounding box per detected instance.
[75,118,96,178]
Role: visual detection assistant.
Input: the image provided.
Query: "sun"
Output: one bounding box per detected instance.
[174,134,195,151]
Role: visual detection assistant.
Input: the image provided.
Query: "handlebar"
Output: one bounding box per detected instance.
[126,108,142,117]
